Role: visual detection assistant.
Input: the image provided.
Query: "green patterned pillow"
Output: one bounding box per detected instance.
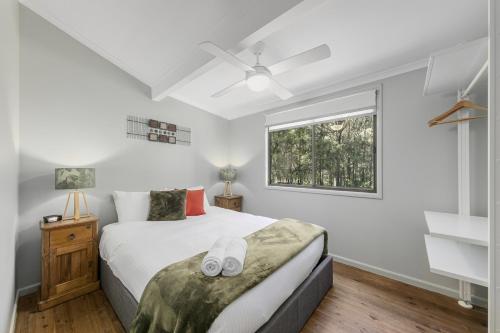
[148,190,187,221]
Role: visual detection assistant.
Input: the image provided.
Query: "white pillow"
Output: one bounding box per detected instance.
[112,191,150,223]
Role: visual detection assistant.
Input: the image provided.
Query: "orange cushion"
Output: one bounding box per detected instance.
[186,189,206,216]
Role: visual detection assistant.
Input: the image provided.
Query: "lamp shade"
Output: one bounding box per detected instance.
[219,166,237,182]
[55,168,95,190]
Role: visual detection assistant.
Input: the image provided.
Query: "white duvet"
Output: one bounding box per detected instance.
[100,206,324,333]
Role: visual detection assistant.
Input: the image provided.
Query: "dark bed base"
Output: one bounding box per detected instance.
[100,255,333,333]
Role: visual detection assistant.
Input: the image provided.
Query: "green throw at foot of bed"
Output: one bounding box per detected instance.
[130,218,328,333]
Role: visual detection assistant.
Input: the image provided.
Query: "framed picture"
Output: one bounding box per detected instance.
[127,116,190,145]
[148,119,159,128]
[148,133,159,141]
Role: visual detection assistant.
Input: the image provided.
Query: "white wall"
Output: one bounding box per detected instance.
[0,0,19,331]
[18,7,230,289]
[490,0,499,330]
[229,69,488,301]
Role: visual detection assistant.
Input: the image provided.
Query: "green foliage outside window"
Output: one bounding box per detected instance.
[269,114,376,192]
[269,126,313,186]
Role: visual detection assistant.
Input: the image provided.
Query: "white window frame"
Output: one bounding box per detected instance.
[264,86,383,199]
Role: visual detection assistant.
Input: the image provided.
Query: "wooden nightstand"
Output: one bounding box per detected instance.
[38,215,100,311]
[214,195,243,212]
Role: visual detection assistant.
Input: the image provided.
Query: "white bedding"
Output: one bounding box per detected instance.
[100,206,324,333]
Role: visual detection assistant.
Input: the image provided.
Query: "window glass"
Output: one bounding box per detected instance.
[314,115,376,192]
[269,126,313,186]
[268,112,377,193]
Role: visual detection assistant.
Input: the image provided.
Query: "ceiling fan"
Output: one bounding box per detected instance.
[199,41,331,100]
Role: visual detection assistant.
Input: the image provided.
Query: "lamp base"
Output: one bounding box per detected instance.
[63,191,90,221]
[223,181,233,197]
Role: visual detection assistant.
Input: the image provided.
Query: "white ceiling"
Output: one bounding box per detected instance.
[19,0,306,94]
[21,0,487,120]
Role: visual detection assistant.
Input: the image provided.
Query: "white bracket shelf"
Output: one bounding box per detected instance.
[424,211,488,246]
[423,37,488,96]
[424,235,488,287]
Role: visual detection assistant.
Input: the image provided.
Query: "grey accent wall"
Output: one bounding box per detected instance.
[18,8,229,289]
[0,0,19,331]
[229,69,488,300]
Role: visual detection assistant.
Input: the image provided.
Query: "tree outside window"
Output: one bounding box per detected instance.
[268,113,376,193]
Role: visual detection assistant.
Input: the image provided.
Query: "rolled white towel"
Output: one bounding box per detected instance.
[222,238,248,277]
[201,237,231,277]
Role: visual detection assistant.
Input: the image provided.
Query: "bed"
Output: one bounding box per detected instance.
[99,206,332,333]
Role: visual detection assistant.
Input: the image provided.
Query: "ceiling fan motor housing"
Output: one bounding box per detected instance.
[247,65,271,77]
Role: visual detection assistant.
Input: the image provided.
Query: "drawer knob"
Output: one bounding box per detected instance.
[68,233,76,241]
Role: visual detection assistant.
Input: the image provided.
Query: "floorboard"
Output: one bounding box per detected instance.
[15,262,487,333]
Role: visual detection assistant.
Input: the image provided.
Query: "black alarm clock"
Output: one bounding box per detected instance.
[43,215,62,223]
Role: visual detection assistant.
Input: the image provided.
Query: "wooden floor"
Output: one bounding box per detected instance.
[15,262,487,333]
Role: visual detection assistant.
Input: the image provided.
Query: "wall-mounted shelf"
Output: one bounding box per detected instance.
[424,211,488,246]
[424,235,488,287]
[423,37,488,96]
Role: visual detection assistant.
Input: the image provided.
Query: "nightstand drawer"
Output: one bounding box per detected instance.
[50,224,92,247]
[214,195,242,212]
[214,197,224,208]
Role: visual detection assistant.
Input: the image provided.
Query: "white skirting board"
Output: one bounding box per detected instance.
[17,282,40,297]
[9,291,18,333]
[9,283,41,333]
[332,253,487,308]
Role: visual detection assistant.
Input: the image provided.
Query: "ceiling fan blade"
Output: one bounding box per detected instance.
[211,80,246,98]
[269,79,293,100]
[268,44,331,76]
[199,41,254,72]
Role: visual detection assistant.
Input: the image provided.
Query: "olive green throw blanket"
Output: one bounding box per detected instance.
[130,218,327,333]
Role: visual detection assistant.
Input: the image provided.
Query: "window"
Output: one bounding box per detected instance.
[265,89,381,197]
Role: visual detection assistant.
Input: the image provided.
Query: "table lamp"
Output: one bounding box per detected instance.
[55,168,95,220]
[219,166,237,197]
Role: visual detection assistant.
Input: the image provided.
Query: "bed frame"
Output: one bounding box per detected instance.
[100,254,333,332]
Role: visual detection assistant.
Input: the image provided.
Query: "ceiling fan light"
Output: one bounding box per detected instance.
[247,72,270,92]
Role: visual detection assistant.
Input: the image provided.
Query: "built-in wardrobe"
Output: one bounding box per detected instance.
[422,37,489,311]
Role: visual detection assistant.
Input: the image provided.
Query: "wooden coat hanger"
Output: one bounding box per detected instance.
[427,100,487,127]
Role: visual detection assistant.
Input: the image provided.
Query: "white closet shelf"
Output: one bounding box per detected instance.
[423,37,488,96]
[424,211,488,246]
[424,235,488,287]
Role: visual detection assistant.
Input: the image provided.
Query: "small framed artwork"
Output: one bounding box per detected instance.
[148,119,160,128]
[127,116,190,146]
[148,133,159,141]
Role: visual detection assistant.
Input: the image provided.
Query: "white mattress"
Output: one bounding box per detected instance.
[99,206,324,333]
